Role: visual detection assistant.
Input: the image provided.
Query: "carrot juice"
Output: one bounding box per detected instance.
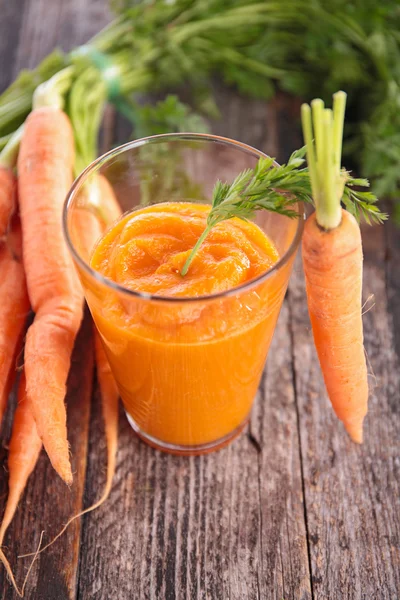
[88,201,291,450]
[64,133,303,454]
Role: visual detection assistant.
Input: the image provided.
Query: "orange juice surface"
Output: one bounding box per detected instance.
[90,202,284,449]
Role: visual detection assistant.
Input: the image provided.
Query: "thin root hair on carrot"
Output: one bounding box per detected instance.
[0,548,23,597]
[361,294,375,316]
[21,530,44,596]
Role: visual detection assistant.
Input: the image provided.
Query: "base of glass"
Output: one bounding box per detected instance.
[125,412,249,456]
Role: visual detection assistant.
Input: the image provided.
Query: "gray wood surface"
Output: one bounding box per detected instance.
[0,1,399,599]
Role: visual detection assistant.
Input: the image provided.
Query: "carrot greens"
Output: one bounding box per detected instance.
[0,1,399,202]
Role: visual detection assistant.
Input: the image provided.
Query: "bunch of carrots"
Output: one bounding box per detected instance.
[0,72,384,594]
[0,77,121,595]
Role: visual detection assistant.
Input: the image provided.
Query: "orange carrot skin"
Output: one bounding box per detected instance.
[0,219,30,428]
[0,372,42,544]
[0,167,16,238]
[302,209,368,443]
[17,107,83,483]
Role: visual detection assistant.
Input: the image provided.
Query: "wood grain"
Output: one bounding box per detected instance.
[78,309,311,600]
[251,301,311,600]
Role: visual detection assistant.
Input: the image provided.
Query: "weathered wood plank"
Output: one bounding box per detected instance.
[288,224,400,599]
[14,0,111,71]
[386,210,400,363]
[251,301,311,600]
[0,1,111,598]
[0,0,26,92]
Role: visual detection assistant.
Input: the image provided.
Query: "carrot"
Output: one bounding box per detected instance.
[24,330,120,557]
[0,372,42,597]
[0,126,23,239]
[0,167,16,239]
[22,180,121,557]
[0,219,30,428]
[17,107,83,483]
[301,92,368,443]
[0,373,42,544]
[302,209,368,442]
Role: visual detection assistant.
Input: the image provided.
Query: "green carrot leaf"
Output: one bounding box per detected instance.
[180,153,314,275]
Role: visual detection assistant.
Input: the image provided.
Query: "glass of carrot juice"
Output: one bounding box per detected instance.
[63,134,304,455]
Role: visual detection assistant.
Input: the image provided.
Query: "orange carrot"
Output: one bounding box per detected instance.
[25,331,120,557]
[302,210,368,442]
[0,219,30,428]
[0,126,22,239]
[0,372,42,597]
[22,181,121,557]
[0,373,42,543]
[0,167,16,238]
[301,92,369,443]
[17,107,83,483]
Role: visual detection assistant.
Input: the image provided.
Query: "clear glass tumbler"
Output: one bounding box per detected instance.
[63,133,303,455]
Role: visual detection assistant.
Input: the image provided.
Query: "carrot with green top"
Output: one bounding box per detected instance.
[301,91,384,443]
[17,70,83,483]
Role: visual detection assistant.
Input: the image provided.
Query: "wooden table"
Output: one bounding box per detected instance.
[1,1,399,598]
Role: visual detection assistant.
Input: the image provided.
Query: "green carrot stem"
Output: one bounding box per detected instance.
[301,104,318,207]
[0,125,23,169]
[311,98,324,170]
[33,66,75,110]
[0,93,32,130]
[333,91,346,172]
[0,133,12,151]
[180,224,212,276]
[302,91,347,230]
[319,108,341,229]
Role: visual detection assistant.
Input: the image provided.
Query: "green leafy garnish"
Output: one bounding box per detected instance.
[180,148,313,276]
[343,175,387,225]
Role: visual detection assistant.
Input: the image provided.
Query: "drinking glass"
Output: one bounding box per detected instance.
[63,134,304,454]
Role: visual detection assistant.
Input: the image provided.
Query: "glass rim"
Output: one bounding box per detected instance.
[63,132,305,304]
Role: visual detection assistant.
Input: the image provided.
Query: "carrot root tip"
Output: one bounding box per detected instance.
[344,420,364,444]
